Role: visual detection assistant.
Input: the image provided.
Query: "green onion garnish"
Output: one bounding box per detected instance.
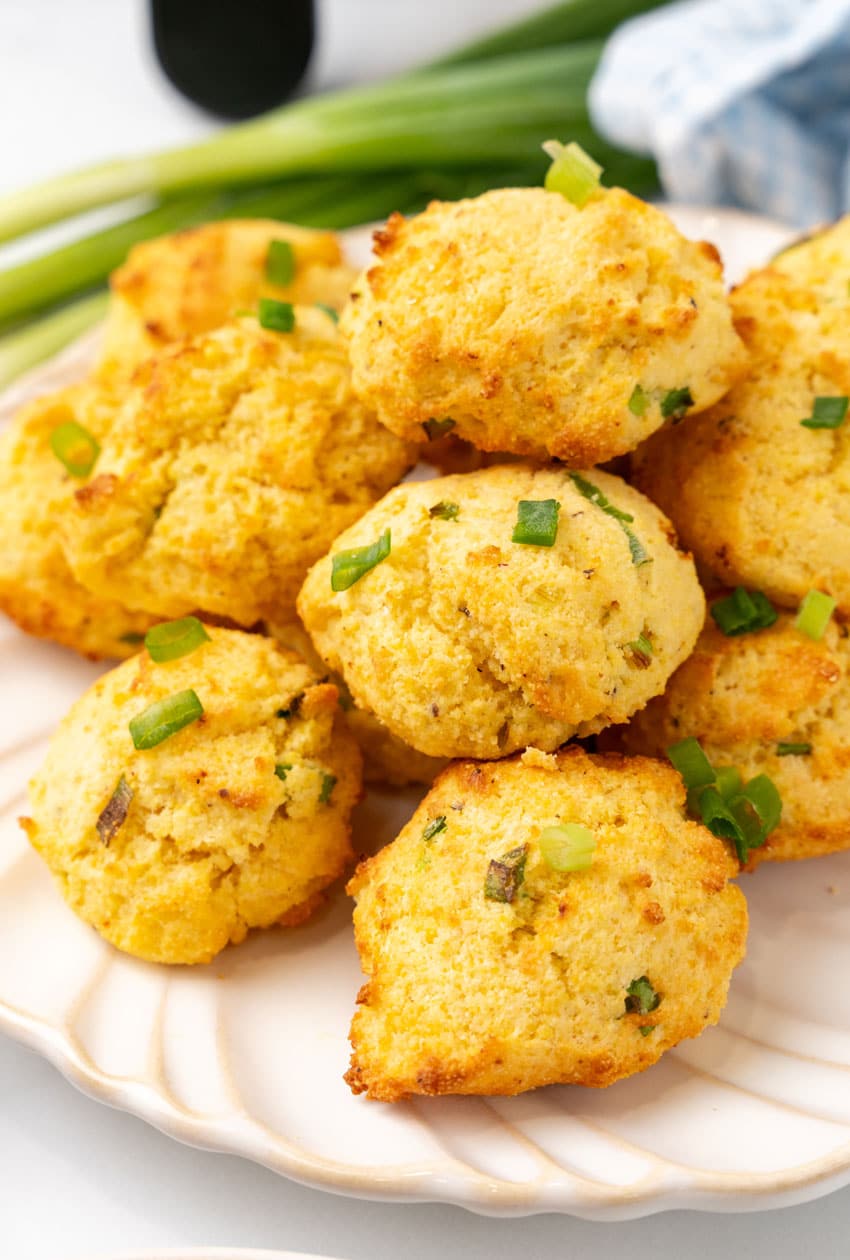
[258,298,295,332]
[801,396,848,430]
[422,417,455,441]
[314,302,339,324]
[129,689,203,750]
[542,139,602,207]
[777,741,812,756]
[422,815,447,842]
[119,632,145,646]
[569,472,650,567]
[539,823,596,872]
[49,420,100,478]
[625,976,660,1015]
[628,384,649,417]
[627,634,653,668]
[144,616,210,663]
[660,387,693,422]
[484,844,528,903]
[512,498,560,547]
[796,589,836,640]
[739,773,782,837]
[95,775,133,846]
[667,736,715,790]
[331,528,391,592]
[714,764,743,802]
[318,771,336,805]
[639,1025,655,1037]
[429,500,460,521]
[710,588,777,636]
[265,239,295,285]
[274,763,292,781]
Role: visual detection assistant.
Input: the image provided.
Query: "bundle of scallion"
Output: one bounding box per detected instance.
[0,0,667,387]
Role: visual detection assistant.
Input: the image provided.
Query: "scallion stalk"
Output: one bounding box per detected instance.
[0,290,109,391]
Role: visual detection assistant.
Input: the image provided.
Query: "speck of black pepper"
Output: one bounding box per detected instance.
[430,702,440,717]
[583,568,595,578]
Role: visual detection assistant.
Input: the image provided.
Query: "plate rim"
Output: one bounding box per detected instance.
[7,206,850,1220]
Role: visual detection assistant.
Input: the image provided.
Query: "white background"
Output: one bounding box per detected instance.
[2,2,850,1256]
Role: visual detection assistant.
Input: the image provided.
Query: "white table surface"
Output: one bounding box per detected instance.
[3,2,850,1257]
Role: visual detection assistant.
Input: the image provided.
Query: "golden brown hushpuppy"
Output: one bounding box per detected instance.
[342,188,747,465]
[613,606,850,867]
[98,218,354,381]
[346,747,747,1100]
[772,214,850,304]
[298,463,705,760]
[633,268,850,612]
[0,383,153,658]
[62,311,415,627]
[22,627,362,964]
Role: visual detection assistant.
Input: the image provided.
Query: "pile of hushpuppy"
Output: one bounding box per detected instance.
[6,167,849,1104]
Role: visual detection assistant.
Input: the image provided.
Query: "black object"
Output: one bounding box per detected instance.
[150,0,315,120]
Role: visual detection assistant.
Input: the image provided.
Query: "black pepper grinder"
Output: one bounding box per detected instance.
[150,0,316,120]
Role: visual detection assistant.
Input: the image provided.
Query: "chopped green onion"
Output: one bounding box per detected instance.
[714,765,743,802]
[512,498,561,547]
[628,384,649,417]
[539,823,596,872]
[429,500,460,521]
[95,775,133,846]
[258,297,295,332]
[796,589,836,640]
[331,528,391,592]
[698,786,746,848]
[119,632,146,646]
[542,139,602,207]
[777,741,812,756]
[274,763,292,781]
[569,472,650,567]
[129,689,203,750]
[667,736,715,790]
[484,844,528,903]
[314,302,339,324]
[49,420,100,478]
[627,633,653,667]
[801,396,848,430]
[422,417,456,441]
[318,771,337,805]
[422,815,447,842]
[700,775,781,864]
[144,616,210,663]
[660,387,693,422]
[266,239,295,285]
[739,773,782,837]
[710,588,777,636]
[639,1025,655,1037]
[625,976,660,1015]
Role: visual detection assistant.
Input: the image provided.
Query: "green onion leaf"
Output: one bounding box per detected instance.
[628,384,649,417]
[318,771,337,805]
[266,239,295,285]
[484,844,528,903]
[119,632,146,646]
[639,1025,655,1037]
[144,616,210,663]
[429,500,460,521]
[274,763,292,781]
[49,420,100,478]
[95,775,133,846]
[801,396,848,430]
[625,976,660,1015]
[570,472,650,567]
[542,139,602,207]
[129,689,203,750]
[422,417,455,441]
[314,302,339,324]
[667,736,715,790]
[422,815,447,842]
[258,297,295,332]
[698,786,746,852]
[331,528,391,592]
[660,387,694,422]
[714,765,743,802]
[512,498,561,547]
[796,589,836,640]
[710,588,777,636]
[539,823,596,872]
[626,634,653,668]
[739,773,782,837]
[777,741,812,756]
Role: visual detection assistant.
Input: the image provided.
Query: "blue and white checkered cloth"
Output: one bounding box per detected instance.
[589,0,850,226]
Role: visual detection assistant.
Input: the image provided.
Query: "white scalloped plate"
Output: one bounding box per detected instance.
[7,207,850,1220]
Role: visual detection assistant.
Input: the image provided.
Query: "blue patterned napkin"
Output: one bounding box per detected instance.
[589,0,850,226]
